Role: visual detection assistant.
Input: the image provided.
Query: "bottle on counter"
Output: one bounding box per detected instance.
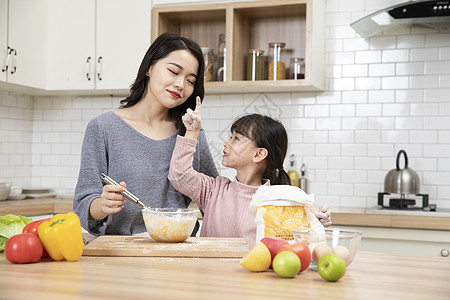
[287,154,299,187]
[299,163,308,193]
[268,42,286,80]
[216,34,226,82]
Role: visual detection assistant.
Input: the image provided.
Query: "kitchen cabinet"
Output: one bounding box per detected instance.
[152,0,325,94]
[47,0,152,91]
[1,0,151,93]
[337,225,450,258]
[0,0,6,82]
[1,0,48,89]
[152,0,224,5]
[45,0,95,91]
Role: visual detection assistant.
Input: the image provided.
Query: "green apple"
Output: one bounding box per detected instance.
[317,254,346,282]
[272,251,301,278]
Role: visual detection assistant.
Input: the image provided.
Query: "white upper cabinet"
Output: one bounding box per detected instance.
[152,0,226,5]
[46,0,95,90]
[0,0,7,83]
[1,0,151,93]
[47,0,151,91]
[95,0,151,90]
[2,0,48,89]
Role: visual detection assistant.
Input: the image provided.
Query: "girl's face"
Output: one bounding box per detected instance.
[147,49,199,109]
[222,131,259,169]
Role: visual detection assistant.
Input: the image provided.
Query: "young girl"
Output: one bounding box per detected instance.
[73,33,218,236]
[168,98,331,244]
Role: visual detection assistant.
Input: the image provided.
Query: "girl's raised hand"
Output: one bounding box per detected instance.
[182,96,202,139]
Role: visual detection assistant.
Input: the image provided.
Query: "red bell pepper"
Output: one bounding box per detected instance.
[22,218,51,258]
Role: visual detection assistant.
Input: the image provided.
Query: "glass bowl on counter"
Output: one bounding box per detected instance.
[0,183,11,201]
[142,208,200,243]
[293,228,362,270]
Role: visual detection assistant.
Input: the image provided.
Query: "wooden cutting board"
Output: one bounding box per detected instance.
[82,235,250,258]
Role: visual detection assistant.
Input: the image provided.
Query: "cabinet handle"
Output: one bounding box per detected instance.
[2,47,12,72]
[10,49,17,74]
[97,56,102,81]
[86,57,92,80]
[441,249,449,257]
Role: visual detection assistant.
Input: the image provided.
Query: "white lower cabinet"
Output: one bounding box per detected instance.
[337,225,450,257]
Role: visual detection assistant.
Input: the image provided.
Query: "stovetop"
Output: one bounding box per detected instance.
[378,192,429,210]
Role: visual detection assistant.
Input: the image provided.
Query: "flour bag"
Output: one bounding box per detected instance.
[250,185,325,243]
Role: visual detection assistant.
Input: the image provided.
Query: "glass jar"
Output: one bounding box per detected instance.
[289,57,305,80]
[247,49,265,81]
[268,42,286,80]
[216,34,226,82]
[201,47,214,82]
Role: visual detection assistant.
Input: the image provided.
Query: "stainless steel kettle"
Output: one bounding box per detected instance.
[384,150,420,195]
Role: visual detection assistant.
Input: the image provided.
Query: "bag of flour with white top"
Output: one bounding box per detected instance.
[250,185,325,243]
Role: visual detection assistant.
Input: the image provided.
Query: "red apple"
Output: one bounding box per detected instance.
[277,242,312,272]
[260,237,289,267]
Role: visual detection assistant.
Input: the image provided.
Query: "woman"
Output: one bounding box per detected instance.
[73,32,218,236]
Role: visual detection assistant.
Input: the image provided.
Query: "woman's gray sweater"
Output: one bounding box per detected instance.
[73,111,218,236]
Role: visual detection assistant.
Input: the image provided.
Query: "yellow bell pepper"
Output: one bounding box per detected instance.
[38,212,84,262]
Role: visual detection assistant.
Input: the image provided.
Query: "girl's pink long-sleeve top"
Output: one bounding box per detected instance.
[168,136,270,245]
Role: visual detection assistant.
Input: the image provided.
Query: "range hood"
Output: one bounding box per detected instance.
[351,0,450,38]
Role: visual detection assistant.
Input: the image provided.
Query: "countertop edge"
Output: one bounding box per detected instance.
[0,198,449,231]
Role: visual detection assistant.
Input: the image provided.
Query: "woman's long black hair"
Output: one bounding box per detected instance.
[120,32,205,136]
[230,114,291,185]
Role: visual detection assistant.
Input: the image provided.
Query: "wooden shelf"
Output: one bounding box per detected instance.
[152,0,325,94]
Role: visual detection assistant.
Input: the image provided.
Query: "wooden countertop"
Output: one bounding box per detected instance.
[0,197,72,216]
[332,207,450,230]
[0,250,449,299]
[1,197,449,230]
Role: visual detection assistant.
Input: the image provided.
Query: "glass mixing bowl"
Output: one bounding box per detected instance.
[293,228,362,270]
[142,208,200,243]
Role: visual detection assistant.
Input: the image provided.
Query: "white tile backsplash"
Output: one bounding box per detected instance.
[411,48,439,61]
[1,0,450,210]
[369,63,395,76]
[381,76,409,89]
[355,50,382,64]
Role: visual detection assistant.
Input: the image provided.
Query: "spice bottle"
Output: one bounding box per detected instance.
[247,49,265,81]
[201,47,214,82]
[268,42,285,80]
[299,163,308,193]
[287,154,299,187]
[289,57,305,80]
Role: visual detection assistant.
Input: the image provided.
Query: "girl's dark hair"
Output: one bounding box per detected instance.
[120,32,205,135]
[230,114,291,185]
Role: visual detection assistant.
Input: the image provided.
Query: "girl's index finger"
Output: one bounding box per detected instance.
[195,96,202,113]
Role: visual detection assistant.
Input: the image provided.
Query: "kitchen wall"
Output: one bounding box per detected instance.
[1,0,450,210]
[0,92,33,187]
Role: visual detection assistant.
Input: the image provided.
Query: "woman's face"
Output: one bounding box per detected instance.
[147,49,199,109]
